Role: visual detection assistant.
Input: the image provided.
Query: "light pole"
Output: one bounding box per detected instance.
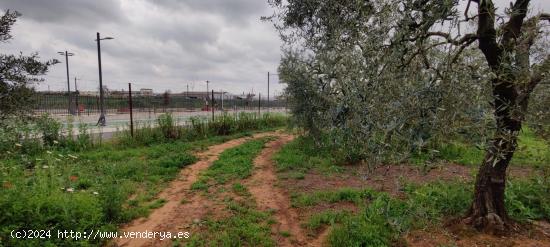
[205,80,210,110]
[267,72,278,113]
[58,51,75,115]
[95,32,114,126]
[205,80,210,98]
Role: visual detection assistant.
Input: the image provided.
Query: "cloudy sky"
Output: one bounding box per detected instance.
[1,0,549,96]
[0,0,284,96]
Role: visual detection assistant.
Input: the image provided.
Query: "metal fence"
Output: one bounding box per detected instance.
[32,91,287,116]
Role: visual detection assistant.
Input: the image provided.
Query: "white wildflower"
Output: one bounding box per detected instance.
[53,140,59,144]
[42,165,49,169]
[67,154,78,159]
[46,151,53,154]
[66,188,74,192]
[93,192,99,195]
[14,143,22,147]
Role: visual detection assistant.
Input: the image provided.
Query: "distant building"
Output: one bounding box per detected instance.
[174,91,228,100]
[140,88,153,96]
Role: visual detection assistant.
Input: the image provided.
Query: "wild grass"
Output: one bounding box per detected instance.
[273,136,343,176]
[183,138,276,247]
[413,127,550,167]
[118,112,287,147]
[192,137,272,190]
[291,188,378,207]
[184,199,275,247]
[0,129,278,246]
[297,178,550,247]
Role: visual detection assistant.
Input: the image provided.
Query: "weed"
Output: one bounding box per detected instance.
[291,188,379,208]
[192,138,270,190]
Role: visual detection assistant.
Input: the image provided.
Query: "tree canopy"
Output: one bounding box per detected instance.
[0,10,57,121]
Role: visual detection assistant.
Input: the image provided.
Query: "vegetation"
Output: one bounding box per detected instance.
[192,137,272,190]
[0,111,285,246]
[1,10,58,121]
[185,138,276,247]
[268,0,550,232]
[274,136,550,246]
[291,180,549,246]
[118,112,287,146]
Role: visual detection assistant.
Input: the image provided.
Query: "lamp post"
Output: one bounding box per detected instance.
[205,80,210,110]
[95,32,114,126]
[267,72,278,113]
[58,51,75,115]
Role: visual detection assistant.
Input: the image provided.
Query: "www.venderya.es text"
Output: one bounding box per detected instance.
[11,229,190,241]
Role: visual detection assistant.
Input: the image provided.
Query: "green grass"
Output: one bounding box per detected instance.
[118,112,288,147]
[0,130,276,247]
[183,138,276,247]
[185,199,275,247]
[413,127,550,167]
[299,178,550,247]
[273,136,344,175]
[304,210,354,232]
[192,137,272,190]
[291,188,379,208]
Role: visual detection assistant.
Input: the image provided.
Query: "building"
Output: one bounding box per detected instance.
[139,88,153,96]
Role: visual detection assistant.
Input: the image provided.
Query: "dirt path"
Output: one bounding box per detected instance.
[114,132,278,247]
[244,134,325,247]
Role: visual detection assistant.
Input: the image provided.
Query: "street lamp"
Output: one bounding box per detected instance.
[58,51,75,115]
[267,72,279,113]
[95,32,114,126]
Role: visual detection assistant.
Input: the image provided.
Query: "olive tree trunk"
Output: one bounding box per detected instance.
[465,75,523,233]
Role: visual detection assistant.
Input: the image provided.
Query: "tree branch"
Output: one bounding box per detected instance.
[425,32,478,46]
[518,55,550,105]
[501,0,530,49]
[477,0,501,70]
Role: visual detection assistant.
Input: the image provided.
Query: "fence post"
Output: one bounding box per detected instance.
[258,93,261,118]
[211,90,215,121]
[128,83,134,137]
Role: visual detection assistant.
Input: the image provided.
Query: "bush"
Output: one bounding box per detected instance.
[35,114,62,146]
[118,112,288,146]
[326,177,549,246]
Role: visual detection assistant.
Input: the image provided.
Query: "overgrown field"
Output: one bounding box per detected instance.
[0,113,287,246]
[273,129,550,246]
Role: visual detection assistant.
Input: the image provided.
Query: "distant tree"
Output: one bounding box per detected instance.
[0,10,57,121]
[270,0,550,233]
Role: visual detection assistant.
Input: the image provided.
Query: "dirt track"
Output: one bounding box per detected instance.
[115,132,280,247]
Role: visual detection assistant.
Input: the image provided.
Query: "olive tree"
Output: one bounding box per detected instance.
[0,10,57,122]
[269,0,550,233]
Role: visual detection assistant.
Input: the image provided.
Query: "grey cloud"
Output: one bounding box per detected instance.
[149,0,266,24]
[0,0,124,25]
[1,0,283,95]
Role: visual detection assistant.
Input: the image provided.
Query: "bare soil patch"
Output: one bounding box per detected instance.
[285,163,538,197]
[405,219,550,247]
[244,134,317,246]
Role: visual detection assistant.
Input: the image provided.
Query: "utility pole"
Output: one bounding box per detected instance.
[74,77,80,115]
[95,32,114,126]
[267,72,270,113]
[58,51,75,115]
[221,90,224,111]
[128,83,134,137]
[211,90,215,121]
[205,80,210,111]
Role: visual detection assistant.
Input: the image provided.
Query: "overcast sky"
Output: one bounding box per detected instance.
[0,0,284,95]
[1,0,549,95]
